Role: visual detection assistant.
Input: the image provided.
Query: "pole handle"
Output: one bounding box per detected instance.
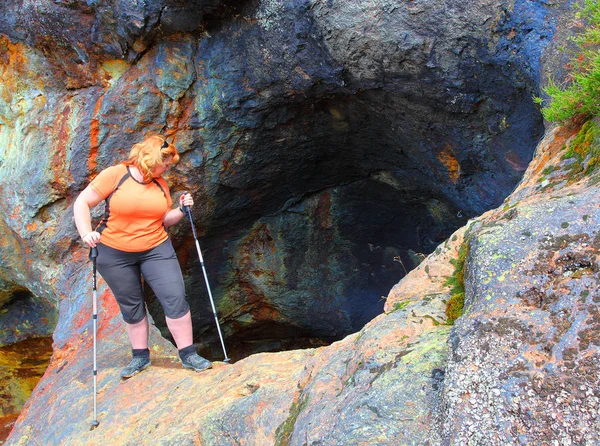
[90,247,98,291]
[181,191,190,215]
[181,191,199,239]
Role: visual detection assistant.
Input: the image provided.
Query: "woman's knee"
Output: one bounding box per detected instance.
[162,298,190,320]
[118,300,147,324]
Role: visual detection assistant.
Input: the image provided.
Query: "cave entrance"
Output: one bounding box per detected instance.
[0,285,57,441]
[155,83,543,362]
[0,337,54,440]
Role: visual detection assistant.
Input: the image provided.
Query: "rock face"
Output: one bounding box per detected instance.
[440,122,600,444]
[0,0,561,352]
[6,120,600,444]
[452,121,600,443]
[1,0,594,443]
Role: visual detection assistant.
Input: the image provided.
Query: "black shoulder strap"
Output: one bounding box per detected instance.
[152,178,167,200]
[107,170,132,205]
[96,169,131,234]
[152,178,170,230]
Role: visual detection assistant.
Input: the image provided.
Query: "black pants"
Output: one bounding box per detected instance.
[96,239,190,324]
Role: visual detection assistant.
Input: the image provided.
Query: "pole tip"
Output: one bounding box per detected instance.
[90,420,99,430]
[224,358,231,363]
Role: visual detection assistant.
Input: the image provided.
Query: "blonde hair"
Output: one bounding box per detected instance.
[124,134,180,182]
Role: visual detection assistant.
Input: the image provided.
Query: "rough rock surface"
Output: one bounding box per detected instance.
[0,0,564,351]
[439,122,600,444]
[2,0,598,444]
[6,118,600,444]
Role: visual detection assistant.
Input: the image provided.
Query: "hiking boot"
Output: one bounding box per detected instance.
[181,353,212,372]
[120,356,151,379]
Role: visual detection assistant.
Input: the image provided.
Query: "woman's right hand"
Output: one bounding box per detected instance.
[82,231,101,248]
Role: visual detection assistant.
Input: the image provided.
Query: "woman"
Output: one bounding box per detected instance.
[74,134,212,378]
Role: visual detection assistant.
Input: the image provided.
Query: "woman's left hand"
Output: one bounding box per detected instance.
[180,192,194,211]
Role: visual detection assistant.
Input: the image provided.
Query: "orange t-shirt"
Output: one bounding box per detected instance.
[90,164,173,252]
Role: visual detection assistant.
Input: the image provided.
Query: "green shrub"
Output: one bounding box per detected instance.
[537,0,600,122]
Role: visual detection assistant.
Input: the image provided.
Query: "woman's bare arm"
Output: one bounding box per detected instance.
[163,193,194,227]
[73,186,103,247]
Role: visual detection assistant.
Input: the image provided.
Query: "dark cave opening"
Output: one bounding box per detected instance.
[153,142,536,362]
[147,26,545,360]
[0,286,58,346]
[146,82,544,361]
[0,286,56,441]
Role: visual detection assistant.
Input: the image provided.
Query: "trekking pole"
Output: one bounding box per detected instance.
[182,198,230,363]
[90,247,100,430]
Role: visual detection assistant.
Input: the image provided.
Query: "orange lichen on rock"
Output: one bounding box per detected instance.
[0,36,28,96]
[251,303,282,321]
[88,95,105,173]
[0,35,47,107]
[97,289,122,334]
[295,66,311,80]
[49,104,72,193]
[437,143,461,184]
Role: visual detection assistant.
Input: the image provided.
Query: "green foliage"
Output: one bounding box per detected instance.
[390,300,411,313]
[444,241,469,324]
[562,120,600,179]
[275,394,309,446]
[542,165,558,175]
[538,0,600,122]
